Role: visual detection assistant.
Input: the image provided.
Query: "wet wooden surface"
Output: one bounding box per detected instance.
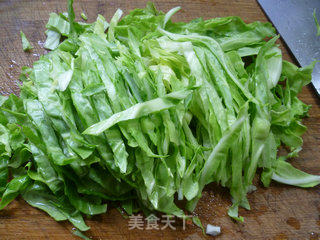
[0,0,319,239]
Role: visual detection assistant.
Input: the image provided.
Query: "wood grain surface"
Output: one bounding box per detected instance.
[0,0,319,239]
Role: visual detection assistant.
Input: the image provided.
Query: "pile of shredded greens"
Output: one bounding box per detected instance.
[1,0,319,235]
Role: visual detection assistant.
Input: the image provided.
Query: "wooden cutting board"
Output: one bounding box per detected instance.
[0,0,319,239]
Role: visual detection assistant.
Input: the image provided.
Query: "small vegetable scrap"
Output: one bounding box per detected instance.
[20,31,33,51]
[81,12,88,21]
[1,0,319,237]
[206,224,221,237]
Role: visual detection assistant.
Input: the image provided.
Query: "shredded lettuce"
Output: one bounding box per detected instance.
[20,31,33,51]
[44,30,61,50]
[81,12,88,21]
[1,0,318,237]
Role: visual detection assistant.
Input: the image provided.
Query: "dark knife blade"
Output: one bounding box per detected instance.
[258,0,320,96]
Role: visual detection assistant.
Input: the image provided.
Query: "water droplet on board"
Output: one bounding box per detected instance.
[10,60,18,65]
[9,60,18,69]
[6,72,13,79]
[310,232,319,240]
[37,40,44,48]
